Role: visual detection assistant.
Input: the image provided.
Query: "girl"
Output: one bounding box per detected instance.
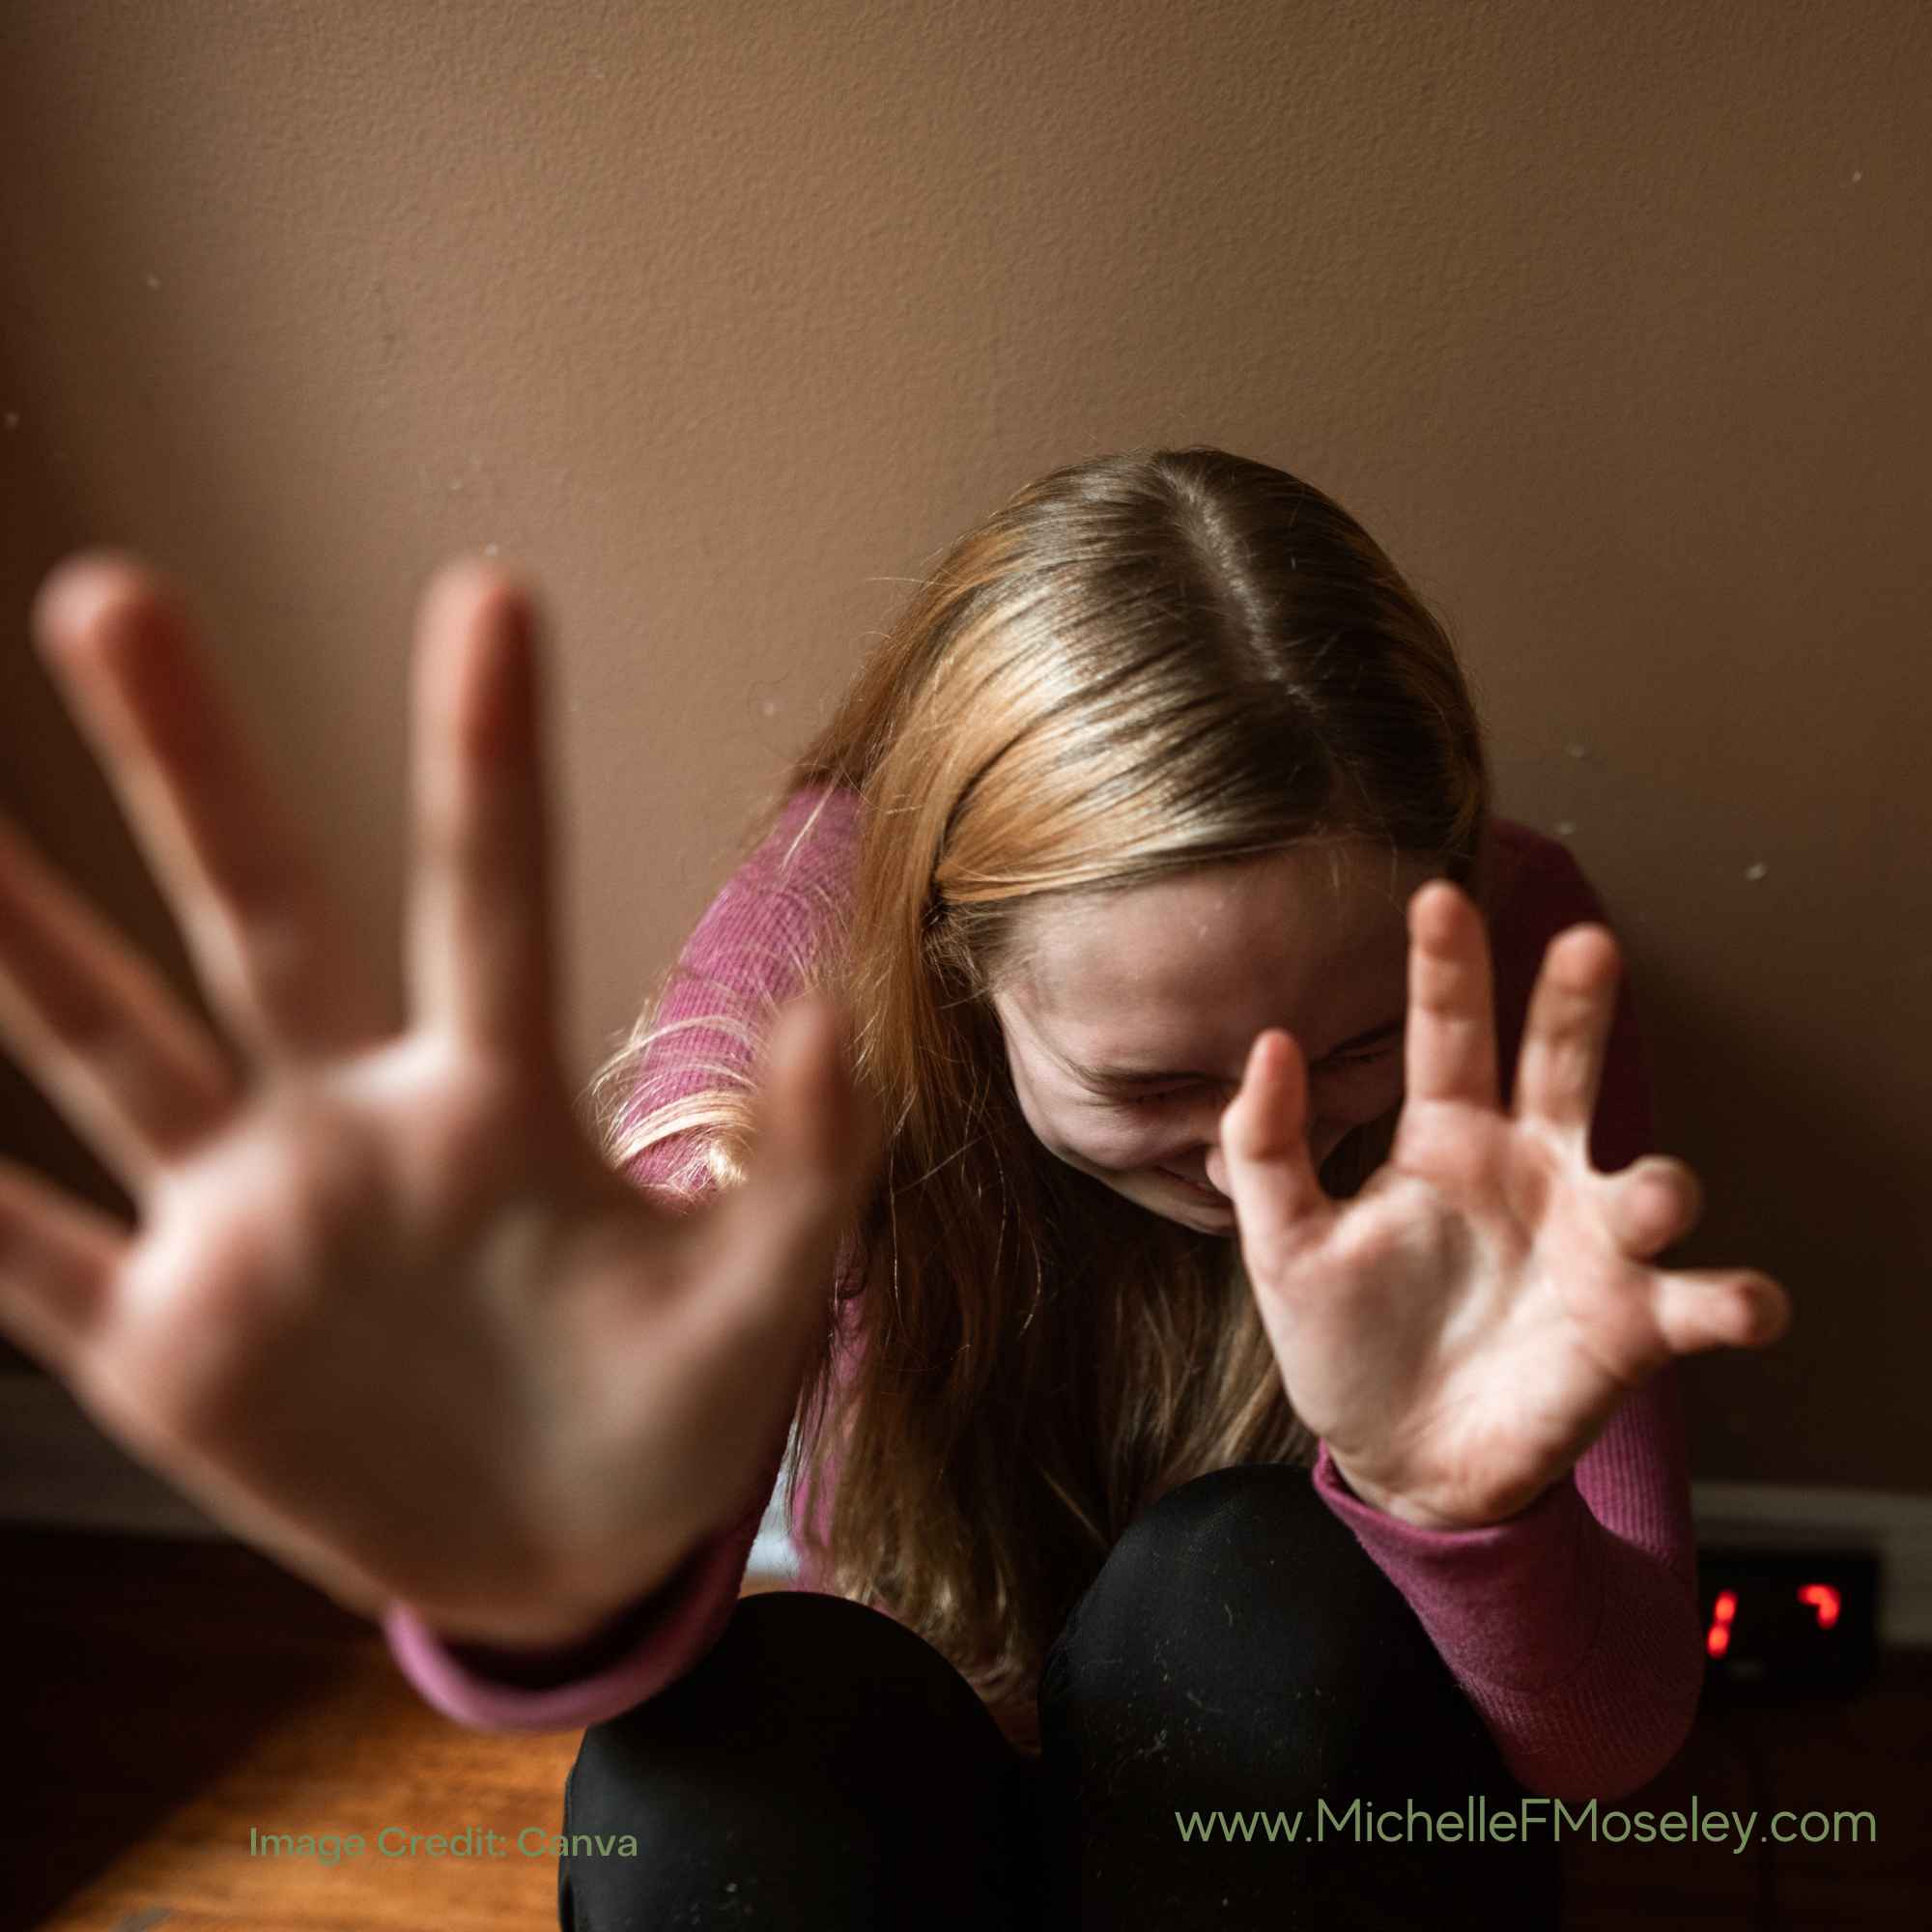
[0,447,1787,1929]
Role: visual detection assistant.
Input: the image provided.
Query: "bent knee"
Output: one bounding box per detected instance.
[1043,1463,1478,1769]
[568,1590,1018,1828]
[562,1591,1034,1924]
[586,1590,998,1751]
[1086,1462,1377,1619]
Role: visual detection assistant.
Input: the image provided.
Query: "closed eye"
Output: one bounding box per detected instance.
[1119,1039,1396,1106]
[1325,1039,1400,1070]
[1119,1087,1199,1108]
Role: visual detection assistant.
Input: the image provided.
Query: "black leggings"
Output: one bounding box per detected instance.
[556,1463,1562,1929]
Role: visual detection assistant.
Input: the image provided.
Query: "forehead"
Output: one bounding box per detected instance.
[1007,842,1432,1042]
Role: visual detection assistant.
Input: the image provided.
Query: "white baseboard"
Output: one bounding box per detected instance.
[3,1374,1926,1646]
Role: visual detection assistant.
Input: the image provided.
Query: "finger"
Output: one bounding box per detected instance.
[1402,880,1500,1110]
[1511,922,1620,1147]
[30,554,398,1064]
[1218,1028,1333,1283]
[690,993,886,1330]
[0,810,240,1192]
[405,559,559,1067]
[1599,1155,1704,1260]
[1651,1267,1790,1356]
[0,1154,128,1379]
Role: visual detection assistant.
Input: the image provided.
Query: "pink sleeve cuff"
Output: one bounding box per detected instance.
[382,1520,759,1733]
[382,1422,794,1735]
[1311,1439,1605,1694]
[381,1511,764,1733]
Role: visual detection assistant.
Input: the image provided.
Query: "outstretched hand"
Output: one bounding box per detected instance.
[0,553,882,1646]
[1216,877,1789,1530]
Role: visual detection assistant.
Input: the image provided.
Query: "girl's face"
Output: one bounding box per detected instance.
[989,843,1436,1234]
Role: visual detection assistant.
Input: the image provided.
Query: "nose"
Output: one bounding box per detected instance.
[1204,1145,1232,1196]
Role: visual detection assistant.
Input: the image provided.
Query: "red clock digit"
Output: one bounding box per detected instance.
[1797,1583,1840,1630]
[1705,1588,1738,1658]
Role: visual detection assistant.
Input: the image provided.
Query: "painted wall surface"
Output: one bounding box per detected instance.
[1,1,1926,1495]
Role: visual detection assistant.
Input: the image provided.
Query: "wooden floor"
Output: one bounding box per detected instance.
[3,1526,1926,1930]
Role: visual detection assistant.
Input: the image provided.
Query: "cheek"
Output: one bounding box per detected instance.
[1069,1109,1226,1178]
[1075,1124,1164,1170]
[1008,1080,1094,1160]
[1041,1111,1147,1169]
[1013,1088,1161,1172]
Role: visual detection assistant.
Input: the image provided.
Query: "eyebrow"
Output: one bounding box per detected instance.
[1064,1014,1406,1088]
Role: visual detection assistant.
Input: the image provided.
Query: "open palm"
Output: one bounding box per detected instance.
[0,554,879,1645]
[1217,877,1790,1529]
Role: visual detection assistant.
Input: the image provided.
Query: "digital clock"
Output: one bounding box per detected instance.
[1695,1546,1879,1697]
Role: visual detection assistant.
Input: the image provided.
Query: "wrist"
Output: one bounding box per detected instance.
[401,1535,699,1654]
[1323,1445,1527,1531]
[424,1546,699,1678]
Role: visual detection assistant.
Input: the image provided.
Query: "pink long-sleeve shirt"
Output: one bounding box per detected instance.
[384,784,1703,1801]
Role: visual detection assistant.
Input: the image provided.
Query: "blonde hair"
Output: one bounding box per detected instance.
[588,445,1493,1729]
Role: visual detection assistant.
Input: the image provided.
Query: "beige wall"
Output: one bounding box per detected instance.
[1,1,1926,1496]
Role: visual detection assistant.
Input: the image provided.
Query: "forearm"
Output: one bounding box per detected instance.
[1312,1375,1702,1802]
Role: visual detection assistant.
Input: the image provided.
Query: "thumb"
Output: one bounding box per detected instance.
[1220,1028,1332,1283]
[681,992,882,1343]
[1651,1267,1792,1356]
[730,991,888,1286]
[753,992,885,1203]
